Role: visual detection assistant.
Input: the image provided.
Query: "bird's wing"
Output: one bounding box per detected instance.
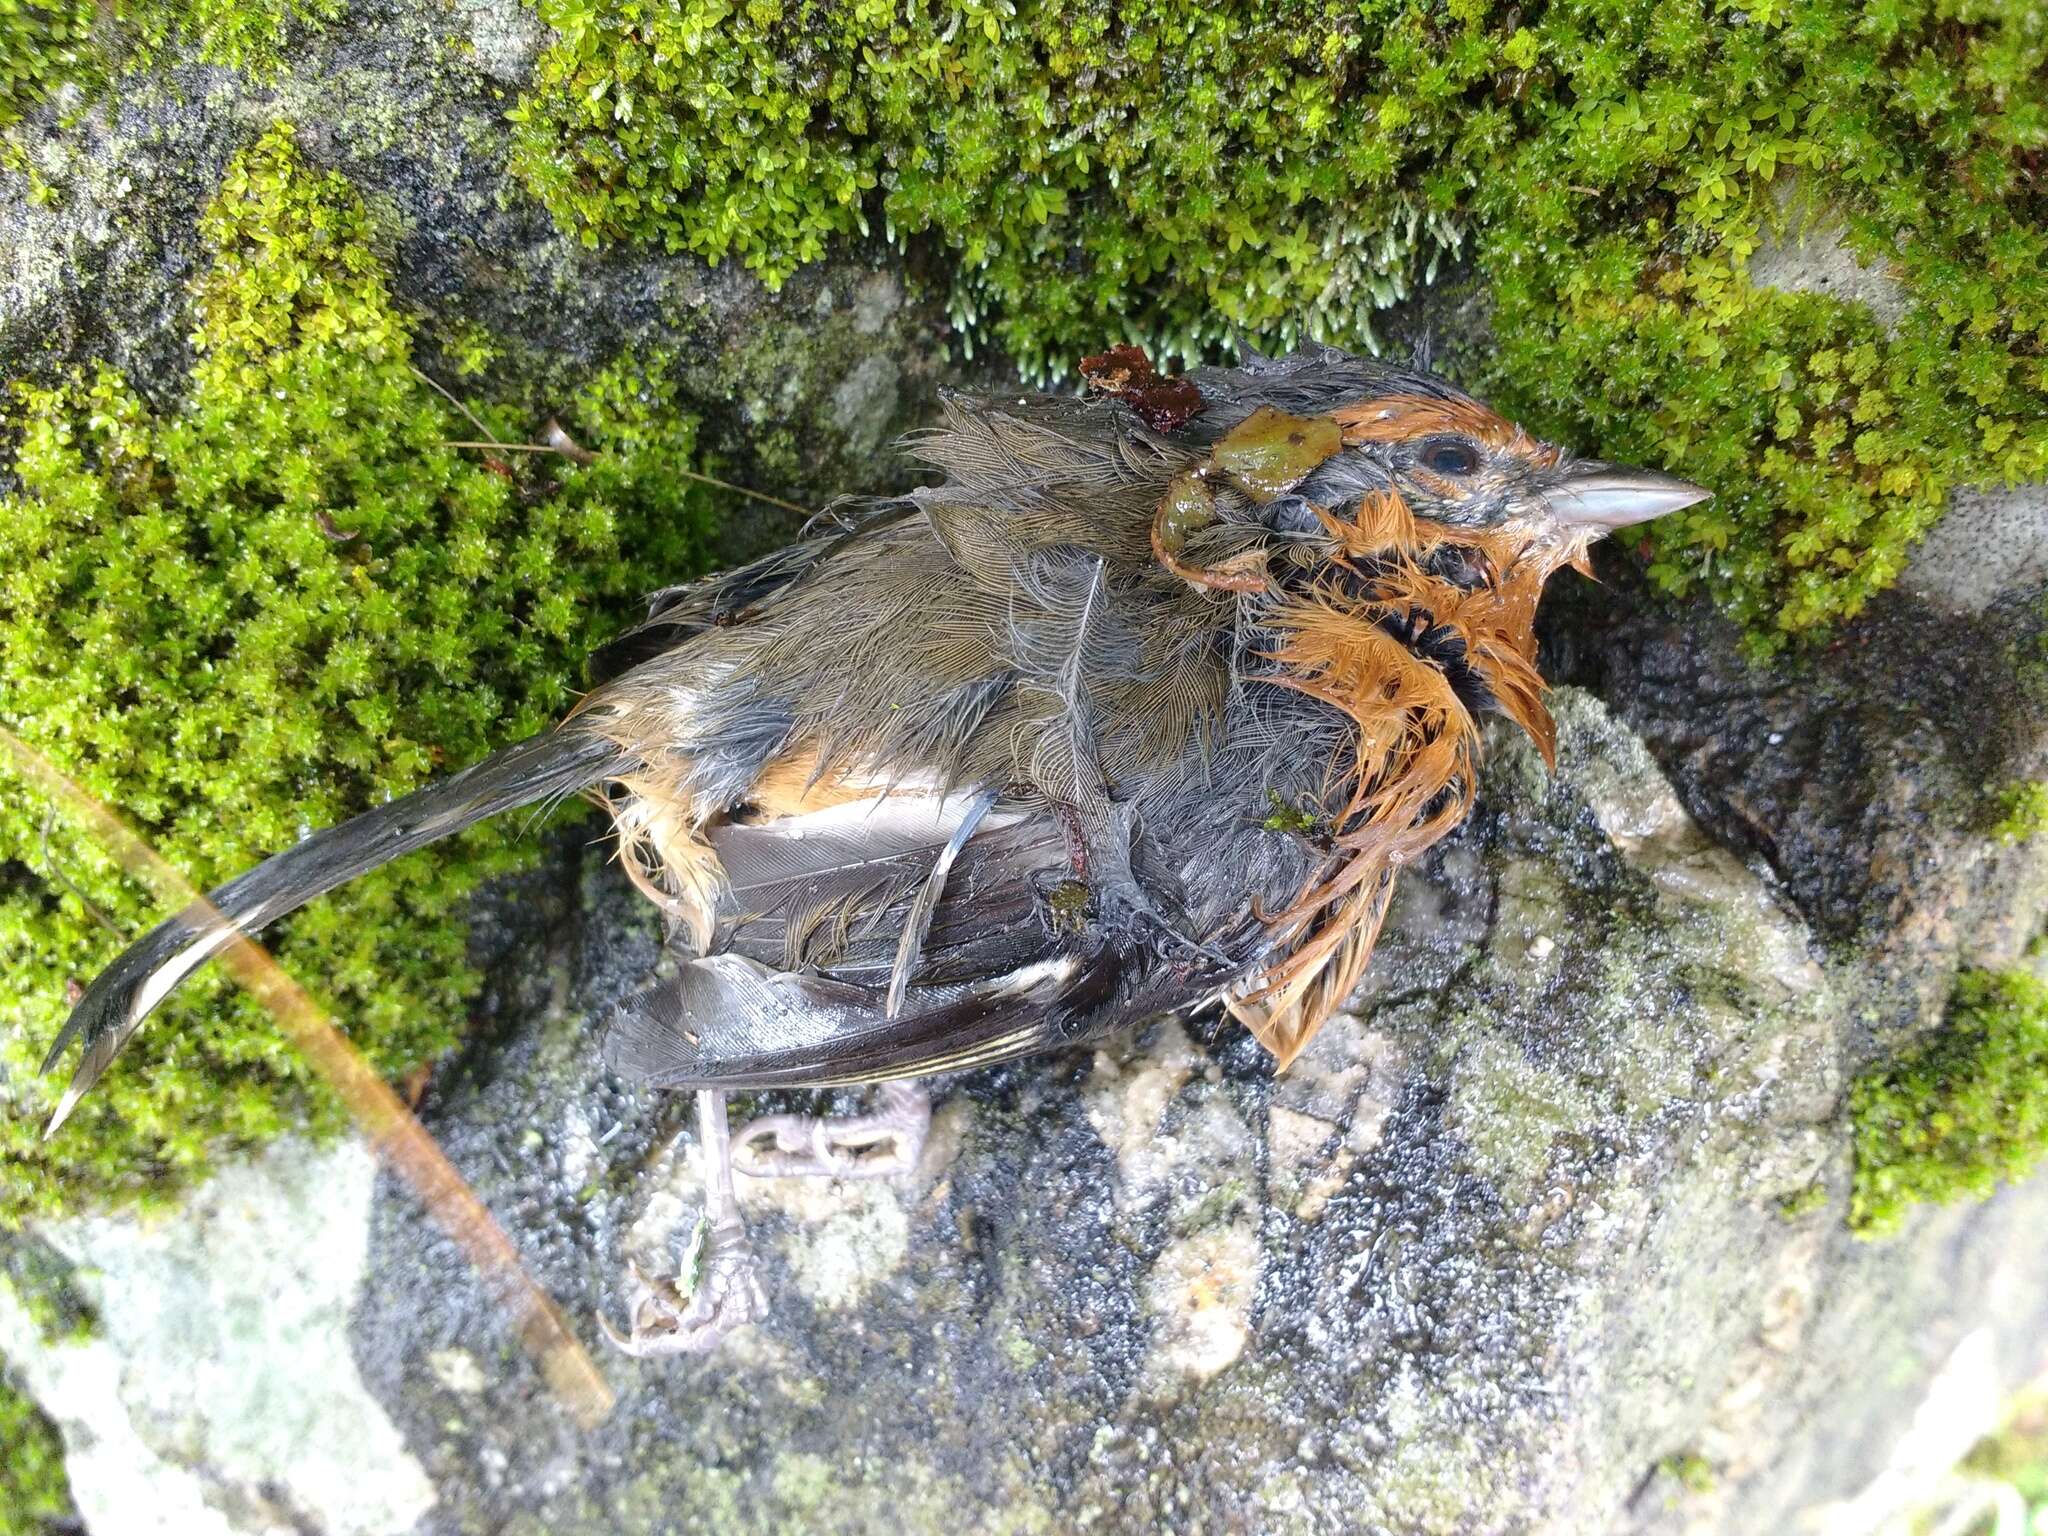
[599,789,1175,1090]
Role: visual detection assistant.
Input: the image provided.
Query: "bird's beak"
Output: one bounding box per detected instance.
[1544,461,1711,529]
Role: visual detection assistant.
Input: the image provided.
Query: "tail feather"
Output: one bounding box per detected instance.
[41,727,627,1135]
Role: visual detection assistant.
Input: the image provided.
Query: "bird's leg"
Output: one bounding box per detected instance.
[730,1079,931,1180]
[601,1089,768,1356]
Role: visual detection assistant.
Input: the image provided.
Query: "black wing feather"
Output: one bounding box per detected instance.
[43,728,624,1132]
[600,942,1121,1090]
[600,794,1143,1089]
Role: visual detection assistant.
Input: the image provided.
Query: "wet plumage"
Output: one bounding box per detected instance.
[41,342,1708,1352]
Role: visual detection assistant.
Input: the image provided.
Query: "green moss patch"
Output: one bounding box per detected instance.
[0,1373,75,1536]
[1850,969,2048,1235]
[508,0,2047,648]
[0,124,720,1223]
[1955,1387,2048,1527]
[0,0,98,128]
[0,0,339,126]
[1656,1451,1716,1496]
[1993,782,2048,844]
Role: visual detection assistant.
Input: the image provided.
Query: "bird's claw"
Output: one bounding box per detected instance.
[601,1086,928,1355]
[599,1219,767,1357]
[731,1083,930,1180]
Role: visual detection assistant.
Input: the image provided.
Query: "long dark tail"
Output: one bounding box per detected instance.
[41,726,628,1135]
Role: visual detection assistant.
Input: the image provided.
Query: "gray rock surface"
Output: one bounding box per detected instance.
[1900,483,2048,616]
[1747,178,1910,333]
[1550,546,2048,1034]
[0,1139,433,1536]
[1545,530,2048,1528]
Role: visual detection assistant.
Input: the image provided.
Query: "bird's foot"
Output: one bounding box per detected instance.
[732,1080,930,1180]
[599,1213,768,1357]
[601,1089,766,1356]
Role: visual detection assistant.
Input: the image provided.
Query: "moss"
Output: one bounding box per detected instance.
[0,0,98,128]
[0,0,339,126]
[0,124,721,1223]
[0,1241,95,1344]
[507,0,2047,649]
[1170,1175,1250,1235]
[1657,1452,1716,1495]
[1261,791,1318,836]
[1849,969,2048,1236]
[0,1373,75,1536]
[153,0,344,72]
[1992,781,2048,844]
[1775,1182,1828,1218]
[1955,1386,2048,1523]
[771,1452,837,1514]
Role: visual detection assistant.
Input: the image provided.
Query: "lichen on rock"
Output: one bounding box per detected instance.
[0,1139,433,1536]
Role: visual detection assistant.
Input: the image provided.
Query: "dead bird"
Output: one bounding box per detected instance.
[40,342,1707,1354]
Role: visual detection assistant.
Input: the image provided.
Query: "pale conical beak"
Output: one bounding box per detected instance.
[1546,461,1712,529]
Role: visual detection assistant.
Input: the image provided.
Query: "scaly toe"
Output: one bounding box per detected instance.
[731,1111,924,1180]
[599,1226,766,1356]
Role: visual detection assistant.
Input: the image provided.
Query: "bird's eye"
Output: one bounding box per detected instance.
[1421,439,1481,476]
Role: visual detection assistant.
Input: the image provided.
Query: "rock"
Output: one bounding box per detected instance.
[0,1140,434,1536]
[0,7,980,528]
[1539,538,2048,1532]
[1549,548,2048,1033]
[451,0,544,85]
[10,655,2048,1534]
[1899,482,2048,616]
[1144,1223,1262,1385]
[1746,178,1910,333]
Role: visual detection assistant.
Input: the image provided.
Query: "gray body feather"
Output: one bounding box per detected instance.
[585,354,1423,1088]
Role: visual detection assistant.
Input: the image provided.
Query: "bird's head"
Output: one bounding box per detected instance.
[1162,347,1711,579]
[1326,390,1709,570]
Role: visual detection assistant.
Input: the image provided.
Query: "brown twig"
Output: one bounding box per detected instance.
[410,365,504,446]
